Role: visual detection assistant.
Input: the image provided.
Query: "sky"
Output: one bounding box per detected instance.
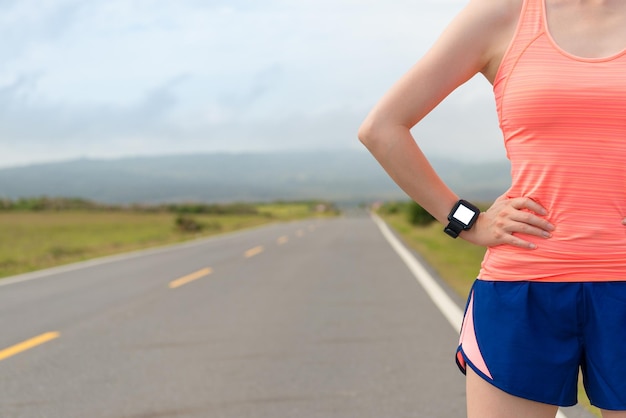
[0,0,507,168]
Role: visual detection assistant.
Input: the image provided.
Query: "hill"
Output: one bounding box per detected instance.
[0,151,510,204]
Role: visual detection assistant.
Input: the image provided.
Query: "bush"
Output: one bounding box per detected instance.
[175,215,204,232]
[407,201,436,226]
[169,203,258,215]
[378,201,407,215]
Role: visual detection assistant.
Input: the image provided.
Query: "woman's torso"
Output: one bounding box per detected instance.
[479,0,626,282]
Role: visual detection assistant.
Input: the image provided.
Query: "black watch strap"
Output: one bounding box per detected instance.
[444,220,465,238]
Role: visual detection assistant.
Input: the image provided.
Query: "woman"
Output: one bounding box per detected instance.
[358,0,626,416]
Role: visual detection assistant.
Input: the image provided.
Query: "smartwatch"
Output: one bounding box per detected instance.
[444,199,480,238]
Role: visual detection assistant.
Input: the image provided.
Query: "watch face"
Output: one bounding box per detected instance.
[453,204,476,226]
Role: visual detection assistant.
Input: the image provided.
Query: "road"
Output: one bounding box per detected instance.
[0,214,595,417]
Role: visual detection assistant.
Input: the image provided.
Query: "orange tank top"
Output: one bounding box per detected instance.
[479,0,626,282]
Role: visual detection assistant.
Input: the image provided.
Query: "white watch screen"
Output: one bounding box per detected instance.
[453,205,475,226]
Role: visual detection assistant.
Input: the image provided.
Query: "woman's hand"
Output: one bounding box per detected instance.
[461,196,555,249]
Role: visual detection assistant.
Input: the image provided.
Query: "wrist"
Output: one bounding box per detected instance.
[443,199,480,238]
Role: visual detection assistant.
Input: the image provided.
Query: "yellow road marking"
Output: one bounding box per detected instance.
[169,268,213,289]
[0,332,60,362]
[308,225,315,232]
[295,230,304,237]
[245,246,264,258]
[277,236,289,245]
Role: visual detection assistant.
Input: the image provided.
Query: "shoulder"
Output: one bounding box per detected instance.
[459,0,523,80]
[438,0,526,48]
[460,0,522,32]
[413,0,524,85]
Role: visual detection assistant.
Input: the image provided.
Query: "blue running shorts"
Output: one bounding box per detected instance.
[456,280,626,410]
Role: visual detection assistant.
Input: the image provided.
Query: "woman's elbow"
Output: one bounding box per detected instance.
[359,114,404,156]
[358,116,383,151]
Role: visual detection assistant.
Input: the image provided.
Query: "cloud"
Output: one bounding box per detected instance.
[0,0,509,168]
[0,74,178,142]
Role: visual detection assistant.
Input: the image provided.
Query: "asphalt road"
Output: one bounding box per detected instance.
[0,214,595,418]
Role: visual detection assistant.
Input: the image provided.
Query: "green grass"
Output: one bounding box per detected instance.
[0,203,331,279]
[378,210,602,418]
[257,202,333,219]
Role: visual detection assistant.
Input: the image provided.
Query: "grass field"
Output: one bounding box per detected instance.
[0,202,331,279]
[378,207,601,417]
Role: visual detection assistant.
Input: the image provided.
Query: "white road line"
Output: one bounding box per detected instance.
[371,214,463,332]
[372,214,570,418]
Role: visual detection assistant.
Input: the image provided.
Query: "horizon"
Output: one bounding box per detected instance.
[0,150,510,205]
[0,148,509,171]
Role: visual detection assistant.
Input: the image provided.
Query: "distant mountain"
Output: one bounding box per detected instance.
[0,151,511,204]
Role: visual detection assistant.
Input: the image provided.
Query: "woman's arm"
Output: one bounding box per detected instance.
[359,0,555,249]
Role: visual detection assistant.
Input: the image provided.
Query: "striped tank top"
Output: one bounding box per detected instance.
[479,0,626,282]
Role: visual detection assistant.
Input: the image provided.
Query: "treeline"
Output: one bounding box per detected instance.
[0,197,109,211]
[377,200,492,227]
[377,201,436,226]
[0,196,338,216]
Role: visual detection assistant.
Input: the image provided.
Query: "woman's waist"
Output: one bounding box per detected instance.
[504,205,626,255]
[504,187,626,239]
[480,237,626,282]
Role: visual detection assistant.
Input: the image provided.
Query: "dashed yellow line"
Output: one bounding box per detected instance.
[295,230,304,238]
[245,246,264,258]
[277,236,289,245]
[0,332,60,362]
[169,268,213,289]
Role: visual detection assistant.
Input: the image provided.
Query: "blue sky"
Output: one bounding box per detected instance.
[0,0,506,168]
